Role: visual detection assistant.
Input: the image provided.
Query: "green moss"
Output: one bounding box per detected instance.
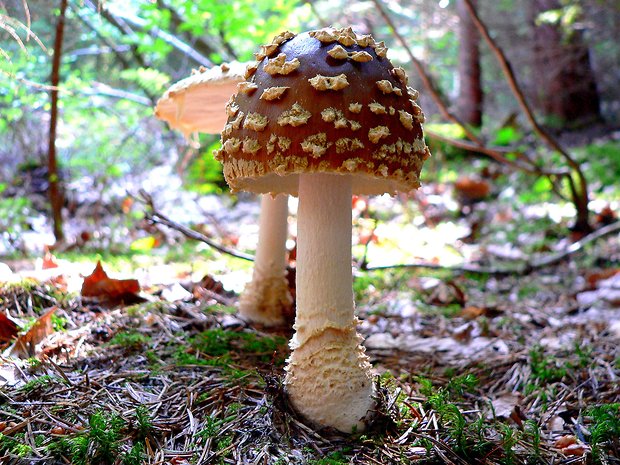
[588,403,620,462]
[19,374,62,394]
[308,450,351,465]
[108,331,151,350]
[0,433,33,457]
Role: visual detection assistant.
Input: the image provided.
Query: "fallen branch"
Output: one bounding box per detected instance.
[362,221,620,275]
[137,190,254,262]
[461,0,591,230]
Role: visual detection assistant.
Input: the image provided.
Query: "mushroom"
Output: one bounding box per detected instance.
[155,62,293,326]
[215,28,431,432]
[155,61,247,136]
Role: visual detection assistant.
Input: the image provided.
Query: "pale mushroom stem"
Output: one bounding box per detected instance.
[285,173,375,433]
[238,194,292,325]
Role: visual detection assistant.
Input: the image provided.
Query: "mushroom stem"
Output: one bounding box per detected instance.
[285,173,375,433]
[238,194,292,325]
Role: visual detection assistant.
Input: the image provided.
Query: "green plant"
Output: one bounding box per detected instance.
[499,424,519,465]
[523,420,542,461]
[108,331,151,351]
[446,373,479,397]
[526,345,566,393]
[51,313,68,331]
[86,411,125,463]
[133,405,153,442]
[587,403,620,462]
[49,410,126,465]
[0,432,32,457]
[121,442,146,465]
[19,374,59,394]
[197,416,224,440]
[309,450,350,465]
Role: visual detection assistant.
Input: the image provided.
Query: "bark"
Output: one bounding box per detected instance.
[530,0,601,125]
[456,0,483,127]
[48,0,68,243]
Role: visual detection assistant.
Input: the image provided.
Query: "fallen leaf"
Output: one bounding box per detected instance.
[488,392,523,419]
[561,443,589,457]
[81,261,140,300]
[595,204,617,226]
[11,307,57,358]
[454,176,490,203]
[452,322,473,342]
[0,312,19,342]
[460,305,503,320]
[554,435,576,449]
[42,249,59,269]
[585,268,620,290]
[509,405,527,428]
[460,306,486,320]
[428,280,467,307]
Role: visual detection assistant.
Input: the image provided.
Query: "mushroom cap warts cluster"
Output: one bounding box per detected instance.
[215,28,430,196]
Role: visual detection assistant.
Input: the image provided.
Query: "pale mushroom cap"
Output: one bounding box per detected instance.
[155,61,246,135]
[215,28,431,196]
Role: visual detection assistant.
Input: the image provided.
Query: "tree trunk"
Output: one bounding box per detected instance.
[456,0,483,127]
[530,0,601,126]
[48,0,68,244]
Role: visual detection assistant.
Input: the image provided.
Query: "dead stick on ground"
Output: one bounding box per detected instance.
[363,221,620,275]
[137,190,254,262]
[137,190,618,275]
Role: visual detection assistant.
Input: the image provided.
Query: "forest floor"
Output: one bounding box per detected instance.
[1,136,620,464]
[1,192,619,464]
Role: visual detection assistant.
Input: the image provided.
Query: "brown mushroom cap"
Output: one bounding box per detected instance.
[155,61,246,135]
[215,28,431,196]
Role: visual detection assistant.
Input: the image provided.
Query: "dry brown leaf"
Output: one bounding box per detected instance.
[428,280,467,307]
[11,307,57,358]
[0,312,19,342]
[454,176,491,202]
[460,306,486,320]
[81,261,140,299]
[452,323,473,342]
[586,268,620,289]
[561,444,589,457]
[42,249,59,269]
[554,435,577,449]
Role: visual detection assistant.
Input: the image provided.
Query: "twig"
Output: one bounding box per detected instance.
[137,190,254,262]
[461,0,591,230]
[361,260,515,275]
[528,220,620,269]
[425,130,568,177]
[363,221,620,275]
[370,0,482,145]
[371,0,570,196]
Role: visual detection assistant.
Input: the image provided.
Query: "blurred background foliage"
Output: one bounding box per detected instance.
[0,0,619,254]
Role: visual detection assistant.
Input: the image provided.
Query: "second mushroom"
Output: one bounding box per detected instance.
[155,62,293,326]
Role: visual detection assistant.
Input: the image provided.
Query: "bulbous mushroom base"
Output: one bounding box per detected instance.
[238,270,293,326]
[284,327,376,433]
